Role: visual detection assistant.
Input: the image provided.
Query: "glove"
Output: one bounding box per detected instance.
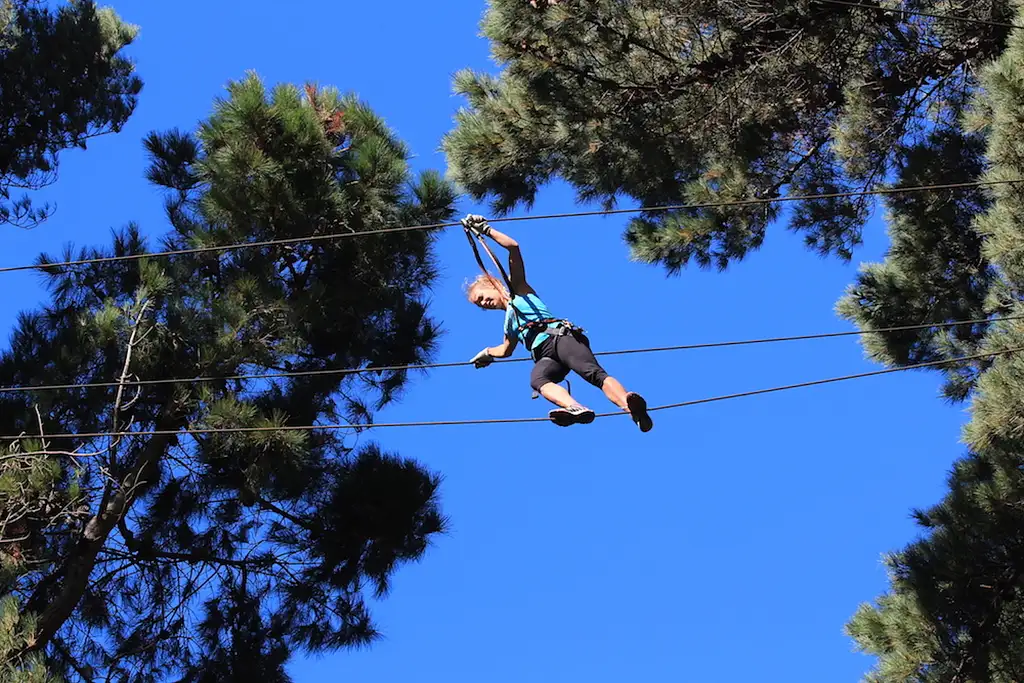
[471,348,495,368]
[461,214,492,237]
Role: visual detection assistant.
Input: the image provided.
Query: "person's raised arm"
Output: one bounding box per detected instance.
[489,226,534,296]
[463,215,535,296]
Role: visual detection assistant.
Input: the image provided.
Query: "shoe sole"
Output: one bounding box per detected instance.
[626,393,653,432]
[549,408,596,427]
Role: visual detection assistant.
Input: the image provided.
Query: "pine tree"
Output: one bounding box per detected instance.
[0,73,456,680]
[0,0,141,229]
[835,128,999,402]
[443,0,1012,272]
[842,5,1024,680]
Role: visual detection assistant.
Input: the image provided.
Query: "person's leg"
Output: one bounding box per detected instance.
[557,332,623,408]
[530,348,594,426]
[599,376,629,410]
[537,380,575,408]
[559,332,653,432]
[536,380,596,426]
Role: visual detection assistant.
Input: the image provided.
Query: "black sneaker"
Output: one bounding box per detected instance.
[548,404,596,427]
[626,392,653,432]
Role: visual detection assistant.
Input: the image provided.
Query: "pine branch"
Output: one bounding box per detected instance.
[109,301,151,469]
[105,546,272,571]
[20,420,181,654]
[51,635,95,683]
[254,496,314,531]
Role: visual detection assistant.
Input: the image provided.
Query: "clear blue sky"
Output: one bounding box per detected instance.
[3,2,971,680]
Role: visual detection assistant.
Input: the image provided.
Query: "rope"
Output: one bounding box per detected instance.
[641,345,1024,415]
[2,314,1021,395]
[1,179,1017,274]
[818,0,1021,29]
[3,346,1018,440]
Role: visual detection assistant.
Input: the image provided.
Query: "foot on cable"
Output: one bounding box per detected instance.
[548,404,596,427]
[626,392,653,433]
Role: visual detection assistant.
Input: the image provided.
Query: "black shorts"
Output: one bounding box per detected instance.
[529,330,610,392]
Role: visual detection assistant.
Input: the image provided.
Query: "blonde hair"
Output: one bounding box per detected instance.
[465,273,510,306]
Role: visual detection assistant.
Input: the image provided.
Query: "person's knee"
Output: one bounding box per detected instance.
[531,359,565,392]
[534,381,559,396]
[580,365,609,388]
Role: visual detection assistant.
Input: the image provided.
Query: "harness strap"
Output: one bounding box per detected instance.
[516,317,568,334]
[520,318,583,351]
[463,227,513,295]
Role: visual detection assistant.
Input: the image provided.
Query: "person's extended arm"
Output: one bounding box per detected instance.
[471,335,518,368]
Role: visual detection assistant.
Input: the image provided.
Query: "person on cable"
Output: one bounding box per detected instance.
[462,214,653,431]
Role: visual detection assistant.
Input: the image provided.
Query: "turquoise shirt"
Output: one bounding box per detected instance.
[504,293,560,351]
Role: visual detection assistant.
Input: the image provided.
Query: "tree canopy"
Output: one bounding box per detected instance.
[444,0,1012,271]
[0,0,141,230]
[1,74,456,680]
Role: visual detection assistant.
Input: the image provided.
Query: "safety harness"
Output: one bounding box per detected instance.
[513,314,583,354]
